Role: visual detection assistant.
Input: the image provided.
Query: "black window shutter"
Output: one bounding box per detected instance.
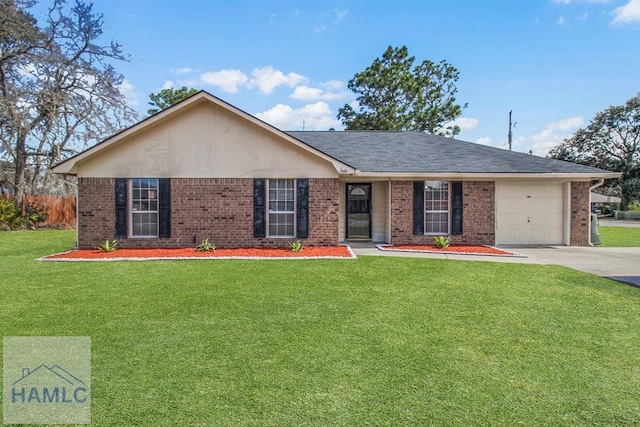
[413,181,425,235]
[451,181,463,235]
[296,179,309,239]
[115,178,128,238]
[158,178,171,238]
[253,178,266,238]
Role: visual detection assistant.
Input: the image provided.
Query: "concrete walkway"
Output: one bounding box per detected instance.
[350,244,640,288]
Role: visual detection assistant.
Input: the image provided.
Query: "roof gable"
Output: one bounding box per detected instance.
[53,91,355,176]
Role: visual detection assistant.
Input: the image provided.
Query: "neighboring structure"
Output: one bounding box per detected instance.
[590,193,622,204]
[53,91,619,248]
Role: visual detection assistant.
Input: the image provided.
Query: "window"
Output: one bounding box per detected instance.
[425,181,449,234]
[131,178,159,237]
[267,179,295,237]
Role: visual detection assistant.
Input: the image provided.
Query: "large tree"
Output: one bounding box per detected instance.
[0,0,136,206]
[337,45,467,136]
[549,93,640,210]
[147,86,198,115]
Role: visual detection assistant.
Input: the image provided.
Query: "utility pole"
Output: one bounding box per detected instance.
[508,110,513,151]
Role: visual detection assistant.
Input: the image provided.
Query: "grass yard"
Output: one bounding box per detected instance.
[598,225,640,247]
[1,230,640,426]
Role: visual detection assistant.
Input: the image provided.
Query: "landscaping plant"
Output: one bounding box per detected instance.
[0,199,23,230]
[433,235,451,248]
[96,239,118,252]
[289,240,303,252]
[24,201,49,228]
[195,238,216,252]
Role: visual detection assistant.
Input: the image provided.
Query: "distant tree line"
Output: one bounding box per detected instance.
[0,0,136,208]
[549,93,640,210]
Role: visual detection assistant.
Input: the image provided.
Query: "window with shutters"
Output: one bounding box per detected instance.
[425,181,450,234]
[130,178,159,237]
[267,179,296,238]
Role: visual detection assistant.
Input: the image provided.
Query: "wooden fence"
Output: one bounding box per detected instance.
[23,195,77,227]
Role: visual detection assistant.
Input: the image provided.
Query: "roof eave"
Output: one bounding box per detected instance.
[346,171,622,180]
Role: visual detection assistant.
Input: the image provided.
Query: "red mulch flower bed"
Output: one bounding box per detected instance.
[43,246,355,261]
[379,244,522,257]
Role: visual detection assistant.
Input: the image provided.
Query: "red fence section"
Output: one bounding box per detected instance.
[23,195,77,227]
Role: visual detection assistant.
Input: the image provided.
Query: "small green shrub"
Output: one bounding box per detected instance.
[97,240,118,252]
[24,201,49,228]
[195,238,216,252]
[0,199,23,230]
[289,240,303,252]
[433,235,451,249]
[628,202,640,212]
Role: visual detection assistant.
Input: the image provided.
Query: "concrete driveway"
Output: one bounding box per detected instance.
[351,244,640,288]
[510,246,640,287]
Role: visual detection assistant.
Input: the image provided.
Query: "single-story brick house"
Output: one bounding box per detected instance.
[53,91,619,248]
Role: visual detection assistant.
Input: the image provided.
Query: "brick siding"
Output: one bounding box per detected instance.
[390,180,496,246]
[77,178,339,248]
[77,178,115,248]
[77,177,592,249]
[570,181,590,246]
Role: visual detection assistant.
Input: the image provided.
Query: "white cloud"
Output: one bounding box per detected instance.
[178,79,198,88]
[200,69,248,93]
[577,12,589,19]
[612,0,640,24]
[171,67,196,75]
[196,66,309,94]
[119,79,134,94]
[119,79,139,107]
[528,129,564,155]
[313,8,349,33]
[516,116,584,156]
[445,117,479,132]
[552,0,640,25]
[256,101,340,130]
[334,8,349,22]
[476,136,492,146]
[162,80,175,90]
[323,80,344,89]
[16,63,37,77]
[290,85,346,101]
[547,116,584,131]
[249,66,306,94]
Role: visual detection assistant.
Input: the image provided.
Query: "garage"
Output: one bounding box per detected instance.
[495,182,565,245]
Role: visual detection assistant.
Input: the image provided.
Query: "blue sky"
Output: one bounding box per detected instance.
[69,1,640,155]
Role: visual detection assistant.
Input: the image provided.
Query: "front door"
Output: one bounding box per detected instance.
[346,183,371,239]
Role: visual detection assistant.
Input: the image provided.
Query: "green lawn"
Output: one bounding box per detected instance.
[1,230,640,426]
[598,225,640,247]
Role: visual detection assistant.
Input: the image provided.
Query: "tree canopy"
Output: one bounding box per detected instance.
[0,0,135,206]
[337,46,467,136]
[147,86,199,115]
[548,93,640,210]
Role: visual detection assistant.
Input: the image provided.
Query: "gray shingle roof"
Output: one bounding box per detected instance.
[287,131,610,175]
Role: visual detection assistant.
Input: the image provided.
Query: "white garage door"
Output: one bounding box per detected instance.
[495,182,565,245]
